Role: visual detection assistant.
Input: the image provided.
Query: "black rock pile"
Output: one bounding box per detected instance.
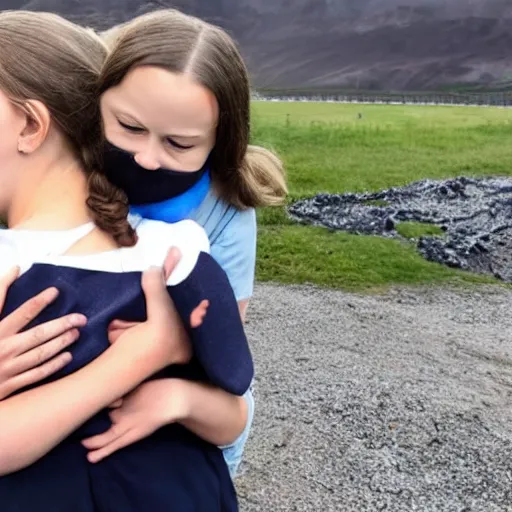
[289,176,512,281]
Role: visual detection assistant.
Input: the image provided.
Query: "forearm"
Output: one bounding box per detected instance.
[238,299,249,322]
[172,298,250,445]
[0,344,153,475]
[170,379,248,446]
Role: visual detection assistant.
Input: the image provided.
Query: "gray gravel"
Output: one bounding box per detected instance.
[237,283,512,511]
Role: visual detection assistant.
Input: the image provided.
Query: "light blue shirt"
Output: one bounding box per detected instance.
[189,187,257,301]
[189,186,256,479]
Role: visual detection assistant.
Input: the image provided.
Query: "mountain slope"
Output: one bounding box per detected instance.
[6,0,512,91]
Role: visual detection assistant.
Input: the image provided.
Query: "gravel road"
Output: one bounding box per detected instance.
[237,283,512,511]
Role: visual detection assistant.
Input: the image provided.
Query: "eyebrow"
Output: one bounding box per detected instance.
[116,110,207,140]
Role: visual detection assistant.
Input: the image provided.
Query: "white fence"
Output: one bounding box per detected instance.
[252,91,512,107]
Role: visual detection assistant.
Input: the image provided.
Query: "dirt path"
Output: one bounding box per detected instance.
[237,284,512,511]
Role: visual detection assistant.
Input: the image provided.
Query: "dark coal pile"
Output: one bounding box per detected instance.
[289,177,512,281]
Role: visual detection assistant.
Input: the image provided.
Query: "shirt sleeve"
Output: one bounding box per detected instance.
[167,251,254,396]
[210,208,257,302]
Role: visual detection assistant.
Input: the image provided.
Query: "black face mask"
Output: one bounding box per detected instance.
[102,141,207,205]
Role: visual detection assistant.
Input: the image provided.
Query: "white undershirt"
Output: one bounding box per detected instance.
[0,217,210,286]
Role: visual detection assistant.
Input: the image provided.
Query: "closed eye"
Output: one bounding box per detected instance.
[118,119,145,133]
[167,138,194,150]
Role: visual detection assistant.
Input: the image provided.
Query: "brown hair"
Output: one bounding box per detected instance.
[0,11,135,245]
[99,9,287,210]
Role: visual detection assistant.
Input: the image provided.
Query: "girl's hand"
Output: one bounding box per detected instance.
[111,248,193,371]
[82,379,188,463]
[107,245,209,350]
[0,267,86,400]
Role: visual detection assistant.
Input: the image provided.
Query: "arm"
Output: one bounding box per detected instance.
[83,378,249,462]
[0,264,187,475]
[170,211,255,440]
[178,380,248,446]
[207,210,257,476]
[181,297,250,444]
[0,333,154,474]
[238,299,249,322]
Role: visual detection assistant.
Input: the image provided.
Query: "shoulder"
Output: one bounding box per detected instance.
[215,207,256,248]
[190,187,256,247]
[132,218,210,286]
[208,207,257,302]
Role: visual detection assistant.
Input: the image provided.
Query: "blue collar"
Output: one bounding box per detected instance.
[130,170,211,223]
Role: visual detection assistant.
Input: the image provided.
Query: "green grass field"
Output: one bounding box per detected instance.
[251,101,512,291]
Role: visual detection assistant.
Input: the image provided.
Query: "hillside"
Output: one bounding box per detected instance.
[5,0,512,91]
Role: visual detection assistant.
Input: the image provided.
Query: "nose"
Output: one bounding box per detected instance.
[133,143,161,171]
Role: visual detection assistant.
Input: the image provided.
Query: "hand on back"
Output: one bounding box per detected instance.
[0,267,87,400]
[106,247,196,372]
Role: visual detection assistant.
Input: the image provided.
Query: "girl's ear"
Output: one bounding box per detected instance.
[16,100,51,154]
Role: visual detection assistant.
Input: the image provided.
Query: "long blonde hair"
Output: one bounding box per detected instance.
[99,9,287,210]
[0,11,135,245]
